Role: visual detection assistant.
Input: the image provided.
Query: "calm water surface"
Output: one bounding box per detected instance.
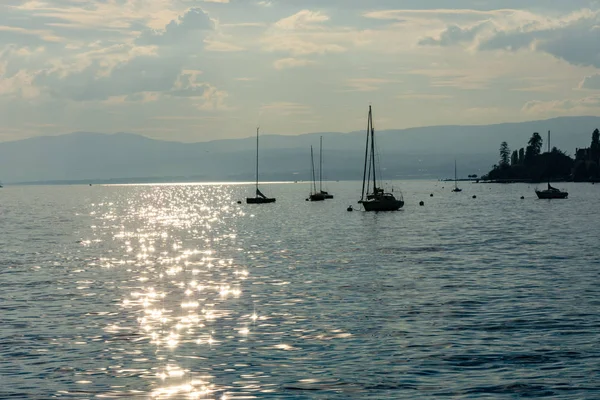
[1,181,600,399]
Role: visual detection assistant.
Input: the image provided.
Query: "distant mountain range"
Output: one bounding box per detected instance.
[1,116,599,184]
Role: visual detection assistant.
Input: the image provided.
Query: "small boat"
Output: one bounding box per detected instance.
[535,183,568,199]
[358,106,404,211]
[452,159,462,192]
[318,136,334,199]
[308,145,325,201]
[246,127,276,204]
[535,131,568,199]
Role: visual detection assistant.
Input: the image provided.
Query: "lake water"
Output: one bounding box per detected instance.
[1,181,600,399]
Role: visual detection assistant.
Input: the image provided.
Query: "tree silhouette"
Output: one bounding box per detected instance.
[528,132,543,156]
[592,128,600,162]
[500,141,510,167]
[511,150,518,165]
[484,132,576,182]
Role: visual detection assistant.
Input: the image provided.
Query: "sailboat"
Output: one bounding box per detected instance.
[358,106,404,211]
[535,130,568,199]
[452,159,462,192]
[246,127,276,204]
[308,145,325,201]
[319,136,334,199]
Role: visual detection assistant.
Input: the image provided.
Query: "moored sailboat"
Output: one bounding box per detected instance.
[535,130,568,199]
[319,136,334,199]
[452,159,462,192]
[308,145,325,201]
[246,127,276,204]
[358,106,404,211]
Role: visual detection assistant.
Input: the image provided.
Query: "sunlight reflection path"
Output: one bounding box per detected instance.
[103,186,253,399]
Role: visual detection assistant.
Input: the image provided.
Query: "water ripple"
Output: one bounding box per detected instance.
[1,182,599,398]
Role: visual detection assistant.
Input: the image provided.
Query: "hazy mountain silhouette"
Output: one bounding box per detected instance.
[1,116,599,184]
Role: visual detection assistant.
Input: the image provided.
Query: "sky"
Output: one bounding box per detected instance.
[1,0,600,142]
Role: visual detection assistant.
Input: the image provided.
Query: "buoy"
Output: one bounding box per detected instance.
[237,200,242,204]
[472,195,477,199]
[419,201,424,206]
[347,206,353,212]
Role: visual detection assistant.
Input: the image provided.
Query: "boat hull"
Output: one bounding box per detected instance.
[535,190,568,199]
[309,193,326,201]
[246,197,276,204]
[360,197,404,211]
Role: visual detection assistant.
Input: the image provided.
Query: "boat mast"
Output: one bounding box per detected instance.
[319,136,323,192]
[361,107,371,201]
[455,159,458,189]
[370,106,377,191]
[311,145,317,194]
[255,127,259,193]
[548,130,550,188]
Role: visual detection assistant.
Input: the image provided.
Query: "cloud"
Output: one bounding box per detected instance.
[137,8,214,46]
[396,92,452,100]
[260,102,312,116]
[273,57,315,69]
[2,1,600,143]
[344,78,398,92]
[0,25,64,45]
[418,22,486,46]
[274,10,329,30]
[418,8,600,68]
[33,55,182,101]
[522,95,600,116]
[25,7,231,107]
[408,67,491,90]
[579,74,600,90]
[261,9,347,56]
[0,68,39,99]
[262,35,346,55]
[364,9,515,20]
[193,84,230,111]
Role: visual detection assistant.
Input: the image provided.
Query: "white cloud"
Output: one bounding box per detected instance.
[137,8,214,46]
[274,10,329,30]
[396,92,452,100]
[193,84,230,111]
[273,57,315,69]
[260,102,312,116]
[522,95,600,116]
[418,8,600,68]
[344,78,399,92]
[2,1,600,143]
